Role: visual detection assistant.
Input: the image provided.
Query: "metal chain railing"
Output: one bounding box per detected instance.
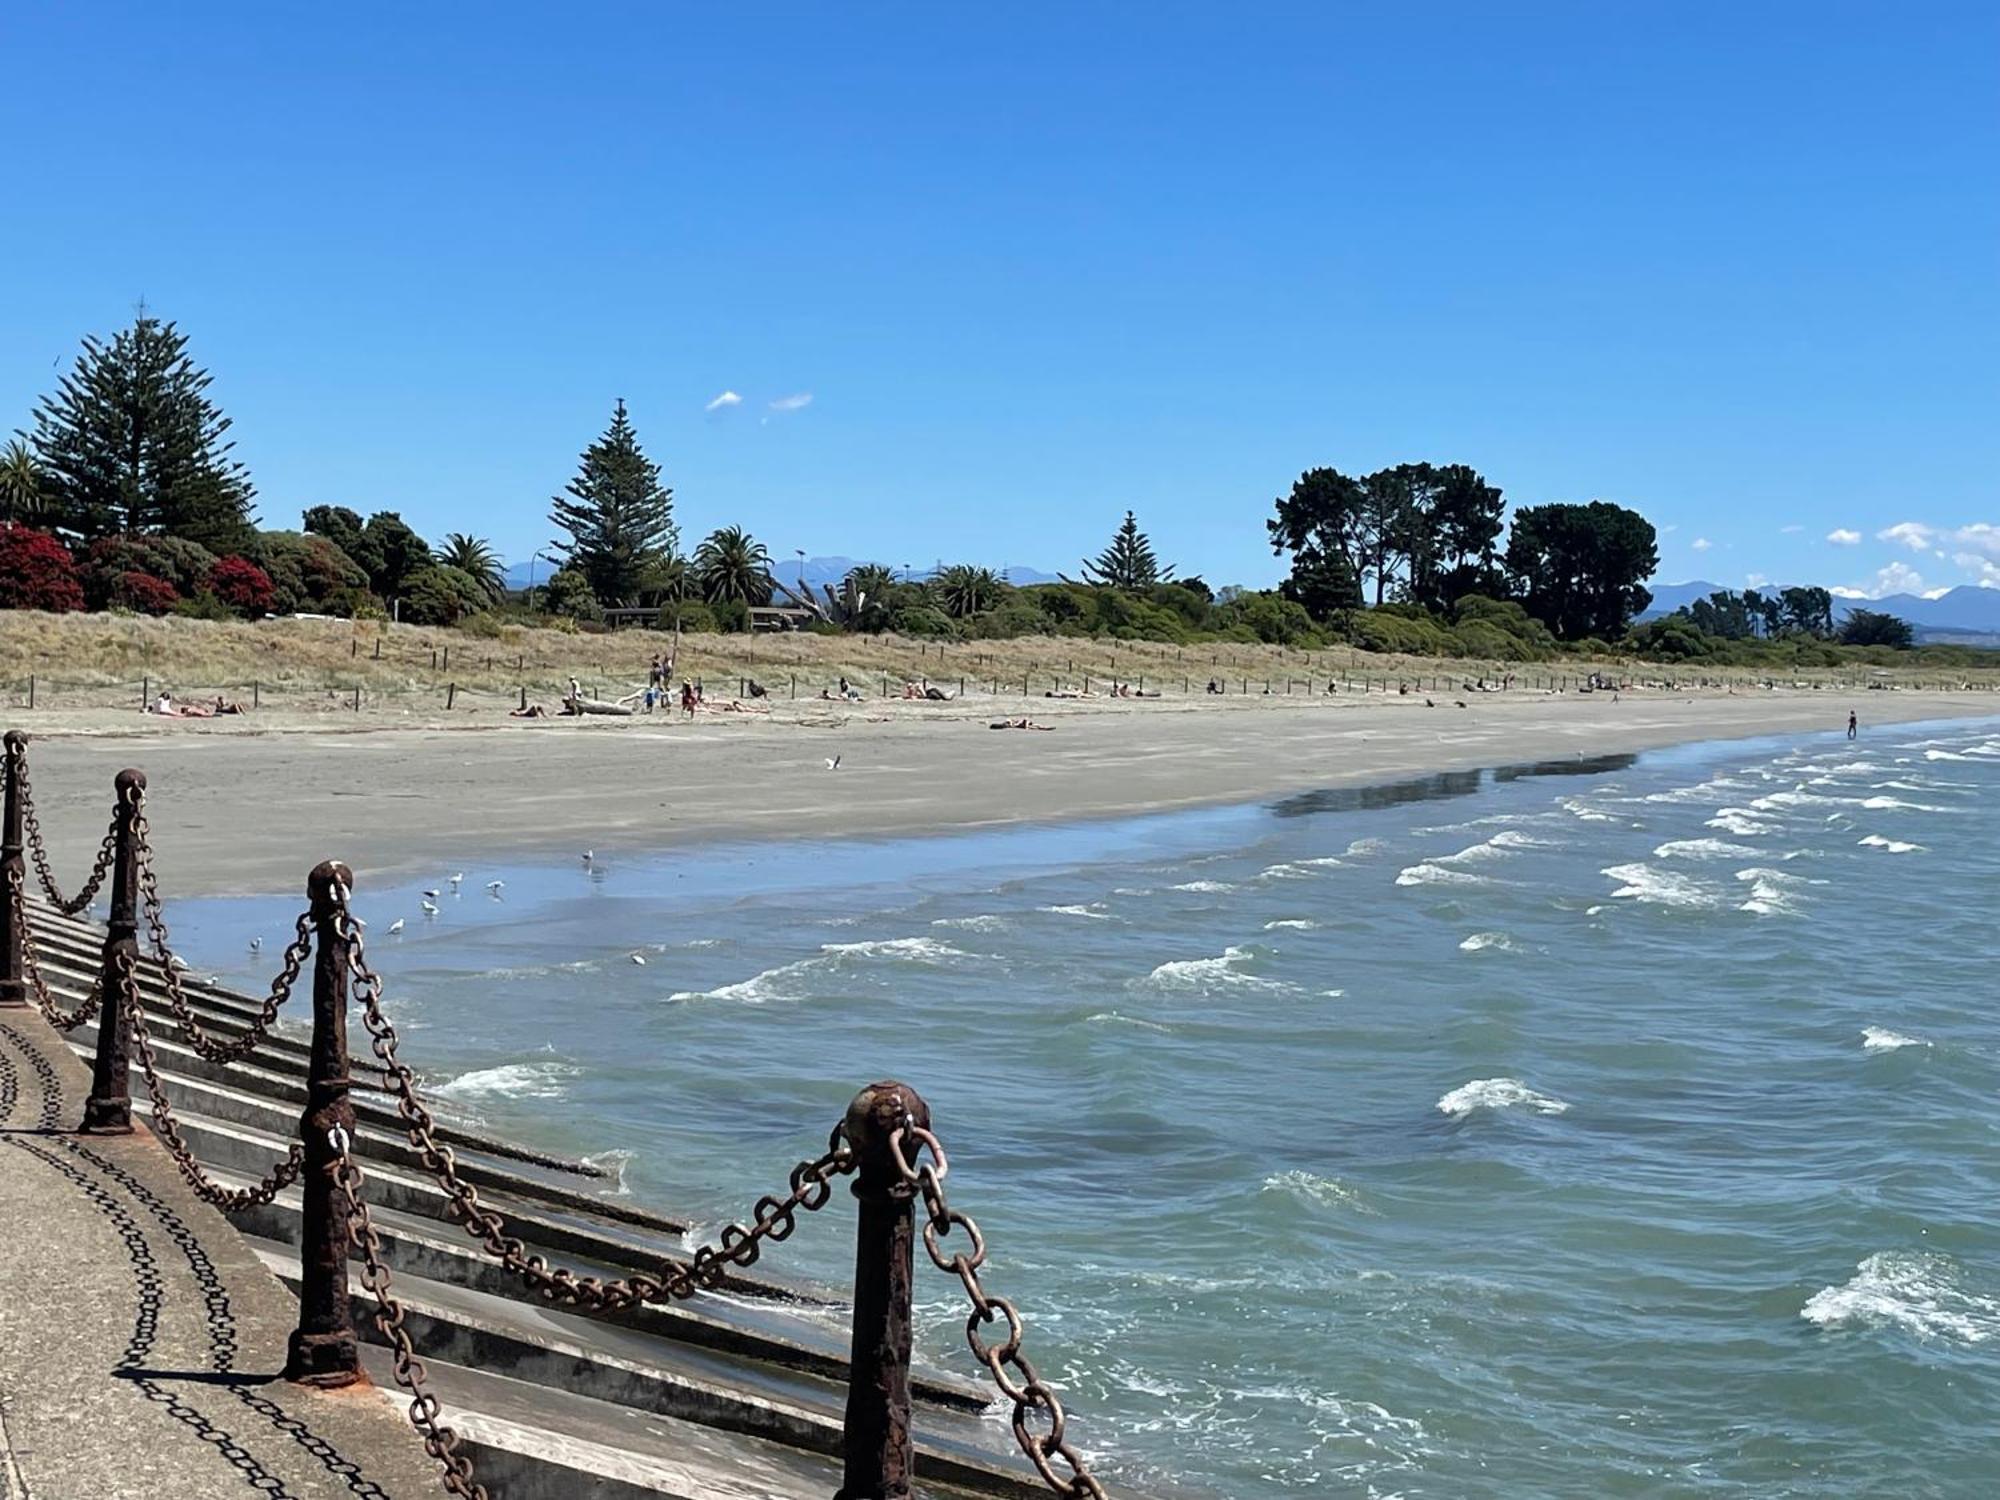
[892,1122,1110,1499]
[333,881,857,1310]
[7,863,103,1030]
[133,806,312,1064]
[331,1132,487,1499]
[14,748,118,915]
[121,951,305,1211]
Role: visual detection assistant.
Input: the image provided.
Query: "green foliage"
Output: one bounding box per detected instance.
[438,533,505,601]
[303,507,431,599]
[709,597,751,633]
[1268,468,1365,617]
[456,610,508,639]
[658,598,717,633]
[1347,609,1453,656]
[80,534,219,609]
[549,400,676,605]
[692,526,774,605]
[1211,589,1322,647]
[399,564,488,626]
[1505,501,1658,639]
[541,566,602,622]
[171,590,236,622]
[963,598,1054,639]
[0,439,52,523]
[1080,511,1173,589]
[893,604,956,638]
[1839,608,1915,648]
[249,531,368,616]
[931,563,1007,618]
[28,314,256,552]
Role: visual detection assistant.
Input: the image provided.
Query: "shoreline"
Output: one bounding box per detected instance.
[9,689,1995,899]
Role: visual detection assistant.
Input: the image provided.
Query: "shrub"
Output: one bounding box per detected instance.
[456,610,507,638]
[205,556,277,618]
[172,590,236,621]
[1450,618,1538,662]
[657,599,717,634]
[400,565,488,626]
[893,605,956,639]
[1214,589,1322,647]
[710,597,751,634]
[112,570,180,615]
[82,534,218,607]
[1625,617,1713,661]
[249,530,369,616]
[541,567,601,623]
[0,524,85,612]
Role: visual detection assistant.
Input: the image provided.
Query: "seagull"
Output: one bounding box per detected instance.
[167,955,189,971]
[631,953,647,965]
[486,880,505,892]
[248,936,262,952]
[422,888,441,900]
[420,899,439,916]
[448,872,464,887]
[582,850,594,864]
[1425,698,1435,708]
[825,755,842,770]
[1455,700,1468,709]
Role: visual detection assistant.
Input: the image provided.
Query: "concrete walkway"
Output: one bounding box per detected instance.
[0,1014,446,1500]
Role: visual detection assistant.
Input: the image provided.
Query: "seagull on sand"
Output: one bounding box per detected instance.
[449,872,464,886]
[387,918,406,934]
[825,755,842,770]
[420,899,439,916]
[486,880,505,892]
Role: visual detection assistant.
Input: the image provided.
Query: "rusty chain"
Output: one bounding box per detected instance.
[120,951,305,1211]
[331,1133,488,1498]
[331,881,855,1309]
[891,1123,1110,1499]
[12,745,119,915]
[132,805,312,1063]
[7,863,102,1030]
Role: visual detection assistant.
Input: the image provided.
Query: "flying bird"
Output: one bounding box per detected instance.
[422,888,440,900]
[387,918,405,934]
[486,880,505,892]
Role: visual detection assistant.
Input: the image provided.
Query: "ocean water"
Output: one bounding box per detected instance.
[168,719,2000,1498]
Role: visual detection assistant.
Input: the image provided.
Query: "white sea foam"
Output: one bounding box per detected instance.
[1708,808,1781,837]
[435,1061,580,1101]
[1859,796,1949,813]
[1262,918,1321,931]
[1862,1026,1930,1052]
[1257,861,1323,880]
[1735,866,1814,917]
[1802,1252,1999,1343]
[1436,1077,1569,1117]
[1654,837,1760,861]
[1602,863,1718,909]
[1343,838,1390,857]
[1143,945,1284,992]
[1458,931,1521,953]
[1038,903,1114,919]
[1559,797,1616,823]
[1082,1011,1174,1033]
[821,936,972,962]
[1751,788,1853,812]
[933,913,1010,931]
[1395,862,1489,888]
[1858,835,1925,855]
[1260,1169,1368,1212]
[1644,775,1753,805]
[1925,749,1976,762]
[1169,879,1239,893]
[670,936,973,1003]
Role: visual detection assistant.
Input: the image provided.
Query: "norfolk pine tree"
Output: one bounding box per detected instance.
[549,399,677,606]
[1080,510,1174,589]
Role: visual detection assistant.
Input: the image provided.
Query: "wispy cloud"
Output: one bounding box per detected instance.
[1826,528,1861,545]
[703,390,742,412]
[1779,524,1804,535]
[768,392,814,413]
[1690,537,1712,552]
[1878,522,1935,551]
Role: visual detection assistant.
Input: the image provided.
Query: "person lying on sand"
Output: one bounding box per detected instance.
[718,700,770,714]
[989,718,1054,730]
[509,704,549,718]
[211,697,245,715]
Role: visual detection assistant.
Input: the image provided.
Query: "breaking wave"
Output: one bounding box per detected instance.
[1602,863,1718,909]
[1802,1252,1999,1343]
[1142,946,1286,993]
[1260,1169,1368,1212]
[1458,931,1522,953]
[1395,862,1490,888]
[1654,837,1760,861]
[1862,1026,1929,1052]
[1858,835,1925,854]
[1436,1077,1570,1117]
[436,1061,581,1102]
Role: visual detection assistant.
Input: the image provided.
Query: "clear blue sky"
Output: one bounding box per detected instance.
[2,3,1994,596]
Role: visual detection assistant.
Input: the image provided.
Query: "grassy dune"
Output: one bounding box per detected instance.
[1,610,1993,722]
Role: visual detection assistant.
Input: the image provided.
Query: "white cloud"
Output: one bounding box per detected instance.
[1922,586,1952,600]
[1779,524,1804,535]
[1690,537,1712,552]
[1868,561,1926,597]
[1830,585,1868,599]
[768,392,814,412]
[1951,523,2000,561]
[703,390,742,412]
[1878,522,1936,551]
[1826,528,1861,545]
[1746,572,1771,588]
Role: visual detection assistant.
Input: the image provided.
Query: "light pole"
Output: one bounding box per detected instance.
[796,548,807,595]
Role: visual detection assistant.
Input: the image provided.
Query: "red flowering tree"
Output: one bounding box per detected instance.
[111,570,180,615]
[0,523,85,613]
[206,555,277,618]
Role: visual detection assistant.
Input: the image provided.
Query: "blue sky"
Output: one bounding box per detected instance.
[1,3,1994,596]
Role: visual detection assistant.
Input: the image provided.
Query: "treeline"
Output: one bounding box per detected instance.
[0,311,1943,668]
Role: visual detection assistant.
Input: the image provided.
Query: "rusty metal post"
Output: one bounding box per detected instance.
[0,732,26,1007]
[286,859,363,1387]
[835,1080,929,1500]
[81,769,144,1133]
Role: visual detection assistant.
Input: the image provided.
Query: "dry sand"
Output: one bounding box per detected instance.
[8,687,1995,897]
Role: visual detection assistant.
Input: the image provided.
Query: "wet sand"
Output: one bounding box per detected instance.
[10,689,1993,897]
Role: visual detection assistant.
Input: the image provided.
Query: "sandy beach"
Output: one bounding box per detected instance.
[7,687,1992,898]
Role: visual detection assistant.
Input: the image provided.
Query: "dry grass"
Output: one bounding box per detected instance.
[2,610,1995,722]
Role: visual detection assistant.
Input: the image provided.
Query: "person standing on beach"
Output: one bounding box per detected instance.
[1848,710,1858,740]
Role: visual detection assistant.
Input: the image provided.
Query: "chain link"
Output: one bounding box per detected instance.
[133,805,312,1063]
[12,746,118,915]
[892,1123,1110,1498]
[120,950,305,1211]
[7,863,102,1030]
[331,1138,488,1498]
[331,883,855,1309]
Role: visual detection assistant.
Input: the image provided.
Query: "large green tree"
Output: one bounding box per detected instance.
[1267,468,1365,618]
[932,563,1006,618]
[438,532,504,601]
[1080,511,1173,589]
[0,439,52,523]
[1839,608,1913,648]
[28,313,255,551]
[692,525,774,604]
[549,399,676,606]
[1405,463,1506,611]
[1778,585,1834,638]
[1504,500,1658,639]
[303,505,431,599]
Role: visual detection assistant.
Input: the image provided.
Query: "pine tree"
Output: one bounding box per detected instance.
[1080,510,1173,589]
[549,399,677,606]
[29,312,256,552]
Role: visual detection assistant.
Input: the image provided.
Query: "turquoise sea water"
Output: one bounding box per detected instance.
[172,718,2000,1498]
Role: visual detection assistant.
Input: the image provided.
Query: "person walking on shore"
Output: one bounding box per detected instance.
[1848,710,1858,740]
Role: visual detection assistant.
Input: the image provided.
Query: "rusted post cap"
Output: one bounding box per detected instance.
[2,730,24,752]
[848,1088,932,1168]
[307,860,354,907]
[114,768,146,794]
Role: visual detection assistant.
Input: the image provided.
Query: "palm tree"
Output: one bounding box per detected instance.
[931,563,1006,618]
[438,533,505,601]
[844,562,896,599]
[693,526,775,604]
[0,439,49,524]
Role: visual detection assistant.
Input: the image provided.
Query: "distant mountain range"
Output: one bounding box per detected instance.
[1642,579,2000,641]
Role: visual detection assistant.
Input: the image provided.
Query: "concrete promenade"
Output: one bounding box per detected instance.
[0,1013,443,1500]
